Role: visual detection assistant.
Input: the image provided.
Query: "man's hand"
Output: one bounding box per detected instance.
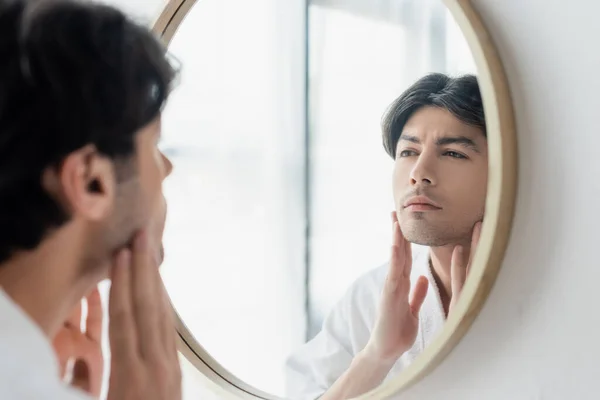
[319,212,429,400]
[363,211,429,364]
[448,221,482,315]
[52,286,104,397]
[106,230,182,400]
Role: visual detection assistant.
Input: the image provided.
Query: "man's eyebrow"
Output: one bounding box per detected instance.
[436,136,480,152]
[399,134,420,144]
[398,134,481,153]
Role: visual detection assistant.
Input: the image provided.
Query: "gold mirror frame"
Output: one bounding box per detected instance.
[153,0,517,398]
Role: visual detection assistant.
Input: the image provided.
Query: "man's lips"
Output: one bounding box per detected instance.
[403,195,442,211]
[405,204,441,211]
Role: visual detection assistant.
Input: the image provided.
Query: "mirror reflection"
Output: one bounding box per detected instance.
[159,0,484,398]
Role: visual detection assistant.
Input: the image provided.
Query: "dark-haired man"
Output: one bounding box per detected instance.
[285,73,487,400]
[0,0,181,399]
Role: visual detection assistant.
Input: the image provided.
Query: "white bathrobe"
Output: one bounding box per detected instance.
[0,288,92,400]
[284,245,446,400]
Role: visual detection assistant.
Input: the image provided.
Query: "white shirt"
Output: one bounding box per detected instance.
[0,288,92,400]
[284,245,446,400]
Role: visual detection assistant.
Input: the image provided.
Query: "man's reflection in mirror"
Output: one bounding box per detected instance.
[286,73,487,400]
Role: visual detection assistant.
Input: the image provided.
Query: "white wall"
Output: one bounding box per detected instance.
[400,1,600,399]
[109,0,600,399]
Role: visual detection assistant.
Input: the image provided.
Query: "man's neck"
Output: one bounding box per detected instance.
[0,225,104,339]
[429,244,471,316]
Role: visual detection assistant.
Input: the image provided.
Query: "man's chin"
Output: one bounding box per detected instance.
[403,228,468,248]
[401,220,449,247]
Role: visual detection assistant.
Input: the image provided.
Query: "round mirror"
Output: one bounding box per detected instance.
[155,0,517,399]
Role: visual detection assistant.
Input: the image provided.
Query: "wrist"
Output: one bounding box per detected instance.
[358,345,402,371]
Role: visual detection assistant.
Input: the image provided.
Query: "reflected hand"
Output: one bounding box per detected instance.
[52,286,104,398]
[448,221,482,315]
[363,211,429,364]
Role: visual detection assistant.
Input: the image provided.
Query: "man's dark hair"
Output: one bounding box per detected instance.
[381,73,485,158]
[0,0,177,262]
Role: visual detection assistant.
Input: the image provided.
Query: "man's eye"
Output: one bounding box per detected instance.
[398,150,417,158]
[444,151,467,159]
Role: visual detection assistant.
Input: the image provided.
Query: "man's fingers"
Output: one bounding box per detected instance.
[391,213,412,278]
[85,286,103,343]
[388,221,402,282]
[409,276,429,316]
[387,215,413,291]
[392,219,401,248]
[52,329,73,378]
[390,211,413,278]
[387,243,402,291]
[402,227,412,278]
[391,210,399,234]
[451,245,467,299]
[108,250,137,363]
[131,230,161,359]
[388,222,410,283]
[66,301,83,330]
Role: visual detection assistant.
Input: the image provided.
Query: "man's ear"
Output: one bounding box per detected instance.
[43,145,116,221]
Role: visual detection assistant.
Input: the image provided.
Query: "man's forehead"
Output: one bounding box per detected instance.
[400,108,485,143]
[399,128,482,142]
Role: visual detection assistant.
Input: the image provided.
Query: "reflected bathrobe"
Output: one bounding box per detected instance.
[285,245,446,400]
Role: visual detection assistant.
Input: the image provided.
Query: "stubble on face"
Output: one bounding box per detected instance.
[399,211,480,247]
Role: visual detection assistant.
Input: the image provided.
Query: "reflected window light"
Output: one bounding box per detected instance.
[159,0,306,397]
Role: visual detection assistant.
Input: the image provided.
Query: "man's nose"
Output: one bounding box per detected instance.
[409,154,436,186]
